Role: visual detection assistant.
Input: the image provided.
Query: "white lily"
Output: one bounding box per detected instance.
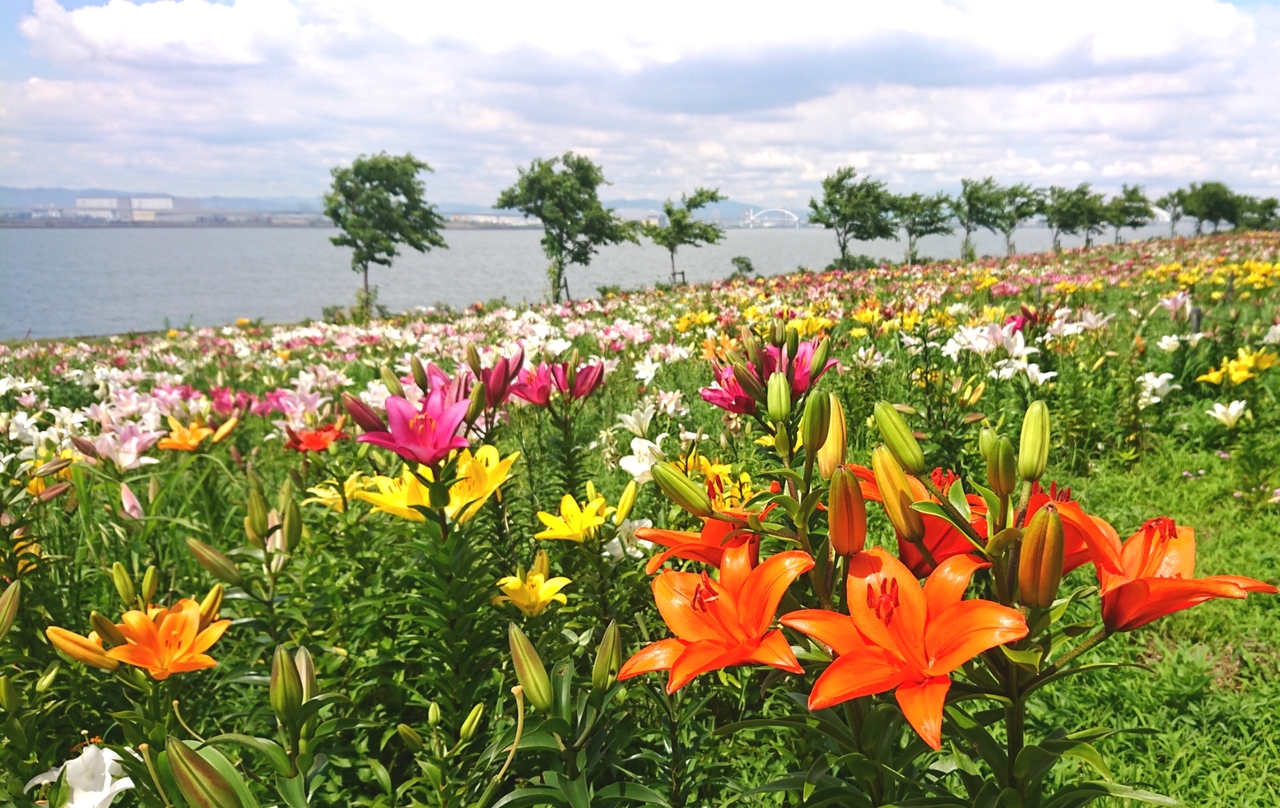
[1206,400,1248,429]
[616,404,655,438]
[25,745,135,808]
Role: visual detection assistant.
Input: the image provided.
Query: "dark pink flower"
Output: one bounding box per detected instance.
[479,347,524,409]
[511,362,553,407]
[357,390,470,467]
[699,364,757,415]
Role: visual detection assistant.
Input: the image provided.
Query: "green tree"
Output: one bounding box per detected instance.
[1043,183,1106,250]
[891,192,954,264]
[1104,184,1153,244]
[324,152,447,318]
[807,167,897,269]
[1233,195,1280,231]
[641,188,726,285]
[1184,181,1236,234]
[950,177,1003,260]
[495,152,638,302]
[1156,188,1187,239]
[992,184,1045,256]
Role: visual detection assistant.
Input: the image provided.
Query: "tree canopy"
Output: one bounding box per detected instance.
[641,188,726,285]
[495,152,638,302]
[1104,184,1153,244]
[892,192,954,264]
[808,168,897,270]
[324,151,447,317]
[950,177,1003,260]
[992,184,1044,256]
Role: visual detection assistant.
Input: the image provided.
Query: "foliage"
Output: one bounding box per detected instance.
[892,191,954,264]
[324,152,448,319]
[1104,184,1153,244]
[993,183,1045,256]
[640,189,727,285]
[495,153,639,303]
[808,168,898,269]
[950,177,1003,261]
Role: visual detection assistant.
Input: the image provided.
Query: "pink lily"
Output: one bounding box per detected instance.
[511,362,554,407]
[552,360,605,401]
[699,363,757,415]
[478,347,525,409]
[357,389,470,467]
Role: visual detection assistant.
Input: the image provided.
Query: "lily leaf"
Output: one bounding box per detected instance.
[947,479,971,520]
[1000,645,1044,673]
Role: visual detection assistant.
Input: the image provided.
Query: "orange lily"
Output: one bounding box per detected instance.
[106,599,230,680]
[782,548,1026,749]
[1094,517,1277,632]
[46,626,120,671]
[158,416,214,452]
[1024,484,1123,575]
[635,509,760,574]
[851,466,988,576]
[619,544,814,693]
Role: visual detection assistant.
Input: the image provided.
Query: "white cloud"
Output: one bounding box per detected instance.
[2,0,1278,202]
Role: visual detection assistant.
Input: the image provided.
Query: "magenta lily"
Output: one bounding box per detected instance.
[479,347,525,409]
[553,360,605,401]
[699,363,757,415]
[511,362,554,407]
[357,389,470,467]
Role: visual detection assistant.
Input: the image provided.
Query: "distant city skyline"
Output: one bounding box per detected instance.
[2,1,1279,204]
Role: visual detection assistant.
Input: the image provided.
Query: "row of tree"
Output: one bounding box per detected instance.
[323,151,1280,311]
[808,171,1280,268]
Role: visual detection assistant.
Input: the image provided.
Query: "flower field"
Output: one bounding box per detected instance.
[3,231,1280,807]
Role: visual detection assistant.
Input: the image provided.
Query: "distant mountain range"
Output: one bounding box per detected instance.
[0,186,805,219]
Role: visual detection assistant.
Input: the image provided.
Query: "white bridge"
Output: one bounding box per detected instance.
[745,208,801,228]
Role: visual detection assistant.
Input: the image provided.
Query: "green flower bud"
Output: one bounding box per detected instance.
[651,462,715,519]
[986,436,1017,497]
[90,611,127,647]
[295,646,317,703]
[766,372,791,423]
[808,337,831,383]
[592,620,621,690]
[978,427,998,461]
[411,356,429,393]
[873,402,926,476]
[459,702,484,741]
[140,566,158,605]
[282,499,303,554]
[166,736,243,808]
[186,537,242,585]
[246,478,269,546]
[801,390,831,457]
[785,326,800,364]
[398,723,425,753]
[508,623,553,712]
[871,445,925,544]
[380,365,405,399]
[465,381,486,423]
[0,675,20,713]
[428,702,441,728]
[110,562,135,608]
[816,395,847,480]
[1019,505,1065,608]
[0,580,19,646]
[740,326,763,369]
[1018,401,1051,482]
[466,344,483,378]
[731,362,766,403]
[269,645,304,729]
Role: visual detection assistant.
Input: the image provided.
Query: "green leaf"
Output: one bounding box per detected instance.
[1000,645,1044,673]
[367,758,392,795]
[491,787,569,808]
[947,479,971,520]
[202,733,293,777]
[1041,781,1182,808]
[276,772,310,808]
[196,745,262,808]
[804,755,831,801]
[595,782,673,807]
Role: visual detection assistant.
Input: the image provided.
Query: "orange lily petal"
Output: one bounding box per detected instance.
[780,609,873,657]
[618,638,687,681]
[807,646,908,710]
[652,571,728,643]
[922,554,989,620]
[667,639,738,693]
[895,676,951,750]
[744,629,803,674]
[924,599,1028,676]
[737,550,815,637]
[1101,576,1272,632]
[847,548,929,671]
[191,619,231,655]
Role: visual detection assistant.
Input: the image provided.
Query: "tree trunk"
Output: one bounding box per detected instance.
[1170,219,1176,239]
[1006,232,1015,256]
[670,250,678,285]
[1114,227,1122,245]
[362,263,371,319]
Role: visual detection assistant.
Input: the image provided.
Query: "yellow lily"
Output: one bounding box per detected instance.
[536,493,607,541]
[493,551,571,617]
[158,416,214,452]
[304,472,372,513]
[1196,360,1227,385]
[448,447,519,524]
[353,469,432,522]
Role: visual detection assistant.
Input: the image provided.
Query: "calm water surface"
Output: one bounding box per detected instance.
[0,223,1180,340]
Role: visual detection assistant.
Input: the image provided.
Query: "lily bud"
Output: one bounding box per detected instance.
[978,427,997,461]
[270,645,304,729]
[282,498,303,553]
[246,478,269,545]
[770,321,786,348]
[111,562,136,608]
[211,416,238,444]
[428,702,441,728]
[592,620,621,690]
[34,457,73,477]
[199,584,224,630]
[1018,401,1051,482]
[45,627,118,671]
[465,381,486,423]
[873,402,925,476]
[398,723,425,753]
[651,462,715,519]
[766,372,791,423]
[614,480,637,525]
[341,392,388,434]
[785,326,800,364]
[801,390,831,457]
[459,702,484,741]
[986,436,1017,497]
[167,736,243,808]
[140,566,158,605]
[532,549,551,580]
[1019,505,1065,608]
[466,344,483,378]
[731,362,766,403]
[740,326,763,369]
[828,468,867,556]
[70,435,100,459]
[816,394,846,480]
[871,445,926,544]
[0,580,19,645]
[411,356,430,393]
[36,481,71,502]
[808,337,831,383]
[380,365,405,399]
[0,675,20,713]
[508,623,553,712]
[187,538,242,585]
[90,611,126,647]
[149,476,161,504]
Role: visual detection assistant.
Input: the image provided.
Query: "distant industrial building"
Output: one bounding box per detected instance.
[72,196,201,222]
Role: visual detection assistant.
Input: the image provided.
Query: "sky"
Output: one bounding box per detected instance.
[2,0,1279,205]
